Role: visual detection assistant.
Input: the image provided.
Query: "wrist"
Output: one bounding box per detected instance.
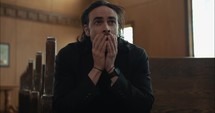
[109,68,120,79]
[107,66,115,74]
[93,66,103,72]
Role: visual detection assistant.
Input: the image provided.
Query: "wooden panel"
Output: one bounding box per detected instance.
[124,0,188,57]
[149,58,215,113]
[0,0,92,18]
[0,2,80,27]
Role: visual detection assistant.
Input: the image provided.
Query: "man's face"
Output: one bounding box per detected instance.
[85,6,119,41]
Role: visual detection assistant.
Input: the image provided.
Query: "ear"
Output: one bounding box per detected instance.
[84,25,90,36]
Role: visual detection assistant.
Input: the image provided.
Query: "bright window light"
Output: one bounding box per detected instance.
[122,26,133,44]
[192,0,214,57]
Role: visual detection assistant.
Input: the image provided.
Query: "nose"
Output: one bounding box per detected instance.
[103,30,110,35]
[103,22,110,35]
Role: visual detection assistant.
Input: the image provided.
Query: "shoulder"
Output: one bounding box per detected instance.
[130,44,147,56]
[119,38,148,58]
[56,41,81,60]
[59,42,79,53]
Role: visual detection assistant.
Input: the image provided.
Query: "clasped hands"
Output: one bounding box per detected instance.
[92,31,118,73]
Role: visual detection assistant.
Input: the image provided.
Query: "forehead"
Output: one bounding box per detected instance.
[89,6,118,20]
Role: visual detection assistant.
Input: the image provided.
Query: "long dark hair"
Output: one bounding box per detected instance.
[77,0,125,42]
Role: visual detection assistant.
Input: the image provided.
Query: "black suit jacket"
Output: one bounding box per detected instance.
[53,38,154,113]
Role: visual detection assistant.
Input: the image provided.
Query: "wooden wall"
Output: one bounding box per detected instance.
[0,0,197,111]
[111,0,189,57]
[126,0,189,57]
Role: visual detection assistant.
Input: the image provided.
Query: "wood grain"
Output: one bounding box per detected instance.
[149,58,214,113]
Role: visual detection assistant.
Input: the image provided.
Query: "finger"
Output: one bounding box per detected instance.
[106,37,114,56]
[98,35,108,52]
[109,34,117,52]
[108,37,114,53]
[92,34,107,56]
[106,39,111,54]
[93,33,102,48]
[113,34,118,50]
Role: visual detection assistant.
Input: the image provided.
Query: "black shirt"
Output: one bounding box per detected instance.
[53,38,154,113]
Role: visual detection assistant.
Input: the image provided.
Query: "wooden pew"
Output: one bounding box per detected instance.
[18,37,56,113]
[150,58,215,113]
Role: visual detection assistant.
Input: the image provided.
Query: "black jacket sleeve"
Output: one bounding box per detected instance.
[110,47,154,113]
[53,43,99,113]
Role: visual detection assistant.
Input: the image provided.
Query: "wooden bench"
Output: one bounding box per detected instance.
[19,37,56,113]
[150,58,215,113]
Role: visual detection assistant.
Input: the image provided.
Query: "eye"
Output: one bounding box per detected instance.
[108,20,116,25]
[94,20,103,25]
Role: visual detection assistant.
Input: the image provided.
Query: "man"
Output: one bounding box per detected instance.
[53,1,154,113]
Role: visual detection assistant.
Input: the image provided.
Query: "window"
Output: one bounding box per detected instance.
[121,26,133,44]
[192,0,214,57]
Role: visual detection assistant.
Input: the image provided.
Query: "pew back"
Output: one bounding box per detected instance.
[150,58,214,113]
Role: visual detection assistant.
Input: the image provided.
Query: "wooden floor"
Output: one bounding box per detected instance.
[150,58,214,113]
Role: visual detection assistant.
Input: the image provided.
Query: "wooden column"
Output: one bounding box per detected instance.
[34,51,43,93]
[41,37,56,113]
[45,37,56,95]
[41,64,46,96]
[30,51,43,113]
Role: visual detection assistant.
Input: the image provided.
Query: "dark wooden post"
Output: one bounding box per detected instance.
[41,37,56,113]
[30,51,43,113]
[19,59,34,113]
[45,37,56,95]
[41,64,46,96]
[30,91,40,113]
[28,59,34,91]
[35,51,43,93]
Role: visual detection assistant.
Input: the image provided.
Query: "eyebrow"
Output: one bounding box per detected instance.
[108,16,116,20]
[93,17,103,21]
[93,16,117,21]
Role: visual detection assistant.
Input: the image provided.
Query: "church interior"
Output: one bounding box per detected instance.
[0,0,214,113]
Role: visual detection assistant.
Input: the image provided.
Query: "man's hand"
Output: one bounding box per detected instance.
[92,33,107,70]
[105,33,118,73]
